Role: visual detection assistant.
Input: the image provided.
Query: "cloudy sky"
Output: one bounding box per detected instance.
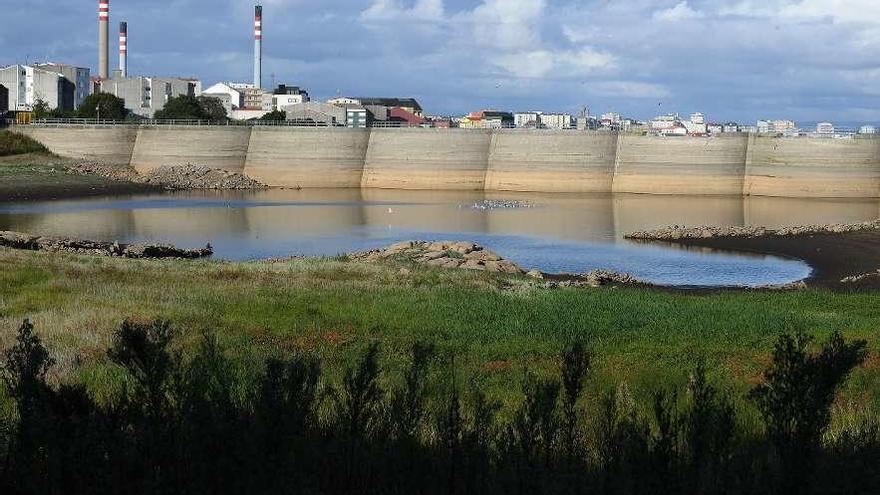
[4,0,880,123]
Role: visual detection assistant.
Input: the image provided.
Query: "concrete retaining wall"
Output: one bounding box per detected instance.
[15,124,880,198]
[744,135,880,198]
[130,126,252,174]
[362,128,491,190]
[612,135,749,195]
[486,131,617,192]
[16,125,139,165]
[244,127,369,188]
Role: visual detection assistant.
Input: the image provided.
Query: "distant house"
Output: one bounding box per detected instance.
[389,107,425,126]
[346,106,372,128]
[272,84,310,111]
[460,110,514,129]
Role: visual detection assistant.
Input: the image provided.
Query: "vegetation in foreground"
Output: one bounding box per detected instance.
[2,248,880,408]
[0,130,48,157]
[1,318,877,494]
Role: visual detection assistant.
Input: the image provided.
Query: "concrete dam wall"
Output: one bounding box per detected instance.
[16,124,880,198]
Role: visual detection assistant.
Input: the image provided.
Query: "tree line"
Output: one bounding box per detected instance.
[1,319,878,494]
[33,94,287,122]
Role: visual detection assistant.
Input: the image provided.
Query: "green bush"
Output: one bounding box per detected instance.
[0,130,49,157]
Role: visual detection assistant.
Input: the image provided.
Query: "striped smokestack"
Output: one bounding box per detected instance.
[254,5,262,88]
[119,22,128,78]
[98,0,109,79]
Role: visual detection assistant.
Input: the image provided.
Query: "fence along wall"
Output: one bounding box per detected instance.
[15,124,880,198]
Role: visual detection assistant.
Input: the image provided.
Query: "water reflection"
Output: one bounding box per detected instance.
[2,189,871,286]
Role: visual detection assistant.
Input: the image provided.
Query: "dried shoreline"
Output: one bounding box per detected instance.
[626,221,880,290]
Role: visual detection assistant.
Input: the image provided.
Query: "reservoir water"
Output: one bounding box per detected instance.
[4,189,876,287]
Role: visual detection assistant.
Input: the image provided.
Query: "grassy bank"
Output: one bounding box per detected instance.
[2,248,879,413]
[0,129,48,156]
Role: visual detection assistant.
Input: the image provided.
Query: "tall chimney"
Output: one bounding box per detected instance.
[98,0,109,79]
[119,22,128,78]
[254,5,262,89]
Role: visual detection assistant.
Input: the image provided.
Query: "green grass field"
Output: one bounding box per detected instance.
[2,248,879,413]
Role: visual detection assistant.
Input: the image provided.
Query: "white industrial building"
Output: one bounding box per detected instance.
[0,64,82,112]
[514,112,542,128]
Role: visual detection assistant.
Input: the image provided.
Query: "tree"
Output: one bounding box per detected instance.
[197,96,228,122]
[32,99,52,119]
[154,94,206,120]
[750,331,868,492]
[258,110,287,121]
[77,92,127,120]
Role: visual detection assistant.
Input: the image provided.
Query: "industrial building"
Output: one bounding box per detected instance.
[0,84,8,117]
[34,63,91,109]
[282,101,346,125]
[327,97,423,117]
[0,64,77,113]
[101,76,201,118]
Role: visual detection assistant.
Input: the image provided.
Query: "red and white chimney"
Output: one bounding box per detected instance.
[119,21,128,78]
[98,0,109,79]
[254,5,262,88]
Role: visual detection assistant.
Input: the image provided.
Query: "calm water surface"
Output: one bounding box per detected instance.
[3,189,874,287]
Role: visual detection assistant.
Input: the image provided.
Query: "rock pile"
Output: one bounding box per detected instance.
[64,162,266,190]
[137,165,266,190]
[0,230,212,259]
[626,220,880,241]
[351,240,524,274]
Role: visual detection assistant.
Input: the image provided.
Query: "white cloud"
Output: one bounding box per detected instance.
[493,47,616,78]
[462,0,547,50]
[590,81,671,99]
[654,1,704,22]
[360,0,444,22]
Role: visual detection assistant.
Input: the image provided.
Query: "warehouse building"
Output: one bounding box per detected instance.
[0,84,8,117]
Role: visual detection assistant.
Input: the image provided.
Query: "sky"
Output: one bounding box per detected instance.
[3,0,880,123]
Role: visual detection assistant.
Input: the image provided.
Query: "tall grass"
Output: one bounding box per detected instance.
[0,131,49,157]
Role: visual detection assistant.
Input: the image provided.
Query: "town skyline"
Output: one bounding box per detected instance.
[4,0,880,123]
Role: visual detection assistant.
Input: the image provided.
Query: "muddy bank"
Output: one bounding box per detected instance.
[0,230,212,259]
[0,158,266,203]
[627,223,880,290]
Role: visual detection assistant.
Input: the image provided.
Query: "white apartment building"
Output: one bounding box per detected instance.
[514,111,541,128]
[757,120,796,134]
[541,113,574,130]
[816,122,835,135]
[859,125,876,134]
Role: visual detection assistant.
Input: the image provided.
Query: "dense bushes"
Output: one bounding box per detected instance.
[1,319,878,494]
[0,130,49,157]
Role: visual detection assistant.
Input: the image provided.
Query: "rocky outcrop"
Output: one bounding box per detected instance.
[350,240,524,274]
[539,270,643,288]
[0,230,212,259]
[65,162,266,190]
[626,220,880,241]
